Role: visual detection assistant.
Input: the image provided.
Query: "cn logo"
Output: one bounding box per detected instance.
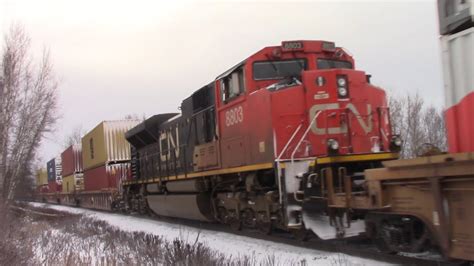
[225,106,244,127]
[309,103,373,135]
[159,127,180,162]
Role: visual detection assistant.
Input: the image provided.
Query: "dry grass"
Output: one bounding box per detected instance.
[0,205,306,265]
[0,204,33,265]
[1,204,358,266]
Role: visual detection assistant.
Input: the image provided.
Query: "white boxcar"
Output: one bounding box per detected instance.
[440,27,474,153]
[441,27,474,108]
[438,0,473,35]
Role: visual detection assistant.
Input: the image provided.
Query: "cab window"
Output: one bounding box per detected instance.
[221,67,245,103]
[317,59,352,69]
[253,59,307,80]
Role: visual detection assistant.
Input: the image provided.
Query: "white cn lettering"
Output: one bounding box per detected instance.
[309,103,373,135]
[160,127,180,162]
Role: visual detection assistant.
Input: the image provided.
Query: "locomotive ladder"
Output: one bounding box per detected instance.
[275,111,322,227]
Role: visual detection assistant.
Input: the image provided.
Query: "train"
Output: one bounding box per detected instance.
[35,1,473,262]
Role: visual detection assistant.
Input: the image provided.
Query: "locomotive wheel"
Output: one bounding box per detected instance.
[226,209,242,231]
[241,208,256,228]
[217,207,229,224]
[230,218,242,231]
[292,227,310,242]
[375,218,430,254]
[374,237,397,254]
[258,221,273,235]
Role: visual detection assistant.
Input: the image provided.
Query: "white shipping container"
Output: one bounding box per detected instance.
[441,27,474,107]
[73,144,83,173]
[438,0,473,35]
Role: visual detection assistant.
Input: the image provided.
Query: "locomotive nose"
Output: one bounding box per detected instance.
[301,69,391,155]
[301,70,350,155]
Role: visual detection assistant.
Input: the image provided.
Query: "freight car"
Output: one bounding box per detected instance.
[38,120,139,208]
[345,0,474,261]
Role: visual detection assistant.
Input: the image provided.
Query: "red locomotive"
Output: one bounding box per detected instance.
[124,40,400,238]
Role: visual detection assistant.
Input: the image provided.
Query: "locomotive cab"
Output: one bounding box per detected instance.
[216,41,400,162]
[125,40,401,241]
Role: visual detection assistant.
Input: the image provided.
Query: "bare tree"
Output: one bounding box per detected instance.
[63,125,84,148]
[422,106,447,151]
[124,113,146,121]
[0,25,58,205]
[404,94,425,158]
[388,94,405,140]
[389,92,447,158]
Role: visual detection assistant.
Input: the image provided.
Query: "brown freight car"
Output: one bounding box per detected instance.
[361,153,474,261]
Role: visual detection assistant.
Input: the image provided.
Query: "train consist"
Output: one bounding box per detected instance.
[35,1,473,262]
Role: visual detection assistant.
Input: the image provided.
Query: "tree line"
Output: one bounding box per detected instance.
[389,93,447,158]
[0,25,58,206]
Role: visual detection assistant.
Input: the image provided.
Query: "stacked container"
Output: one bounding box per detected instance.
[46,157,62,192]
[82,120,139,191]
[61,144,84,193]
[36,168,48,192]
[438,0,474,153]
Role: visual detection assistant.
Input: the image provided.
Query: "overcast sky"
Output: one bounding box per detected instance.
[1,0,444,164]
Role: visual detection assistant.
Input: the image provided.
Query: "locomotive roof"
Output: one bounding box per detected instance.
[215,60,246,81]
[214,40,339,81]
[125,113,179,148]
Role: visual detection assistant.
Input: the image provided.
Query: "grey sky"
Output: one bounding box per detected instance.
[1,0,443,164]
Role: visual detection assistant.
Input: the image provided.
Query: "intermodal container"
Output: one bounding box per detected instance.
[37,185,49,193]
[83,163,131,191]
[62,173,84,193]
[36,168,48,186]
[47,158,57,181]
[61,144,83,177]
[82,120,140,171]
[438,0,473,35]
[441,27,474,153]
[47,157,62,181]
[48,180,61,193]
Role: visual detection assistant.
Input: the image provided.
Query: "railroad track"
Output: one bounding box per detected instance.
[10,204,68,217]
[143,213,457,266]
[21,202,465,266]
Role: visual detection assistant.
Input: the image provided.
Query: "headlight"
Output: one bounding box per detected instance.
[336,75,349,98]
[327,139,339,150]
[337,77,346,87]
[338,87,348,97]
[392,136,402,146]
[390,135,402,152]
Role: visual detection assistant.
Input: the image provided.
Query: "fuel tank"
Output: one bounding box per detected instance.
[147,193,214,222]
[165,179,205,193]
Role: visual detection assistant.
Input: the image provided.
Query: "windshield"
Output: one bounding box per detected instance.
[317,59,352,70]
[253,59,306,80]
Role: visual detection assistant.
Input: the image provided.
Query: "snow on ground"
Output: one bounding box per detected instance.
[30,202,393,265]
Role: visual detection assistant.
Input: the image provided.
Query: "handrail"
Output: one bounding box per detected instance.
[277,124,303,161]
[275,111,322,205]
[275,123,303,204]
[291,110,322,162]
